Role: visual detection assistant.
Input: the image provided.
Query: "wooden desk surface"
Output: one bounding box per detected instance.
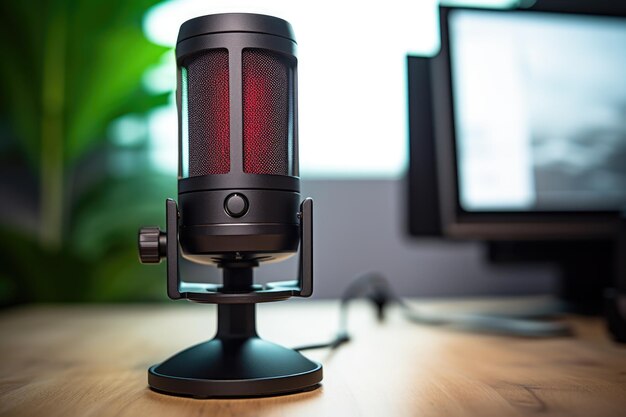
[0,300,625,417]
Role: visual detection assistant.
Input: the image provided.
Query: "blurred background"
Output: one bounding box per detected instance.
[0,0,572,305]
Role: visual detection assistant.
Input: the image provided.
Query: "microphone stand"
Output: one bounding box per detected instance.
[140,199,322,398]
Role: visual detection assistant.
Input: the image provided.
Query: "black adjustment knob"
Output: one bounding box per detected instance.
[138,226,166,264]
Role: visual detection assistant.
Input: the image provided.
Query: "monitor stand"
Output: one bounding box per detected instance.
[488,234,626,342]
[486,240,613,315]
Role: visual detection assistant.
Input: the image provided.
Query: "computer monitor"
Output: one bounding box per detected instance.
[407,0,626,313]
[432,0,626,239]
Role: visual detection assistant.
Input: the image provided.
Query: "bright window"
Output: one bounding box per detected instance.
[142,0,514,178]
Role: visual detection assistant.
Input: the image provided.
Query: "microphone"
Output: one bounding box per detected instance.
[137,13,321,398]
[176,13,301,267]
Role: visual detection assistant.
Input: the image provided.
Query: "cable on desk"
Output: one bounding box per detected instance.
[293,273,390,352]
[293,272,571,352]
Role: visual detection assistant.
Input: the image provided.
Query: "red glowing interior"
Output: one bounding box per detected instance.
[187,49,230,176]
[242,49,290,176]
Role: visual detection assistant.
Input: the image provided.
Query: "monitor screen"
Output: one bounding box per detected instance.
[448,9,626,212]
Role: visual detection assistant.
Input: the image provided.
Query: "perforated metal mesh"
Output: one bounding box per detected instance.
[186,49,230,176]
[242,49,294,176]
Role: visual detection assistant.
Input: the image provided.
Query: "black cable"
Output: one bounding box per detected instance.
[293,273,388,351]
[356,273,571,334]
[293,272,571,352]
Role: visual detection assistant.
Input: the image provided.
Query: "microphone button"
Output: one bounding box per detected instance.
[224,193,249,218]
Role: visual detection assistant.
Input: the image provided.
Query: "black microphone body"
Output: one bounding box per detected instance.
[137,13,322,398]
[176,13,300,266]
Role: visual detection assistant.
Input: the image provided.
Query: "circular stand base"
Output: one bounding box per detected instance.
[148,337,323,398]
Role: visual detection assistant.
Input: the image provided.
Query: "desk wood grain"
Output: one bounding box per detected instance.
[0,300,625,417]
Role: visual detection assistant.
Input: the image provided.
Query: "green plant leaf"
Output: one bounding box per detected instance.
[0,0,176,303]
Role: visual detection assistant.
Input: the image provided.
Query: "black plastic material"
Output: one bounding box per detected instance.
[606,216,626,342]
[406,56,442,237]
[180,223,299,263]
[148,339,322,398]
[178,189,300,262]
[178,174,300,194]
[177,13,296,45]
[142,200,321,397]
[427,3,623,239]
[298,198,313,297]
[224,193,248,217]
[487,240,613,315]
[148,267,322,398]
[138,226,166,263]
[161,198,314,303]
[606,289,626,343]
[165,199,182,299]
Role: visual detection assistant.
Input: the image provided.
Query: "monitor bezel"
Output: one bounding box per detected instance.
[431,1,625,240]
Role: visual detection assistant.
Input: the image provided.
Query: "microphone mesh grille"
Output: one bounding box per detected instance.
[186,49,230,176]
[243,49,293,176]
